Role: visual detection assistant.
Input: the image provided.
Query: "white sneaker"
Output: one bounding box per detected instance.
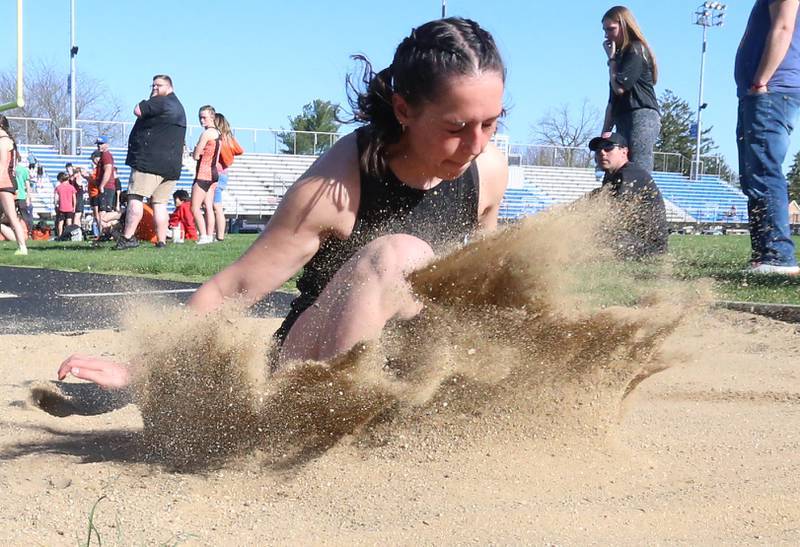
[745,263,800,276]
[196,235,213,245]
[14,248,28,256]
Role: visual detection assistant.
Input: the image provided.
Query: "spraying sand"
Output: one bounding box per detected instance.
[2,203,799,544]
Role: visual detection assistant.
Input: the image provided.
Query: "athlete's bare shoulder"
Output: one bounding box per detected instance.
[276,131,362,238]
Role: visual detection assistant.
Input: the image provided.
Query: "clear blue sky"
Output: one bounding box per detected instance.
[1,0,796,170]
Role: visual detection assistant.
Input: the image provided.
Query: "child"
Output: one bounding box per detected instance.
[168,189,198,241]
[53,171,76,238]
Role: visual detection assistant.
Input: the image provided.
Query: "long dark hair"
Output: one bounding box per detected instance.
[602,6,658,84]
[346,17,505,178]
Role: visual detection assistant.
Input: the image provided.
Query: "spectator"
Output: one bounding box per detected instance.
[117,74,187,250]
[191,105,221,245]
[53,172,77,239]
[57,17,509,387]
[600,5,661,172]
[87,151,102,236]
[66,162,87,231]
[14,152,33,233]
[31,220,51,241]
[97,190,128,242]
[168,189,198,241]
[735,0,800,275]
[27,160,37,192]
[0,115,28,255]
[113,166,122,212]
[94,137,117,216]
[587,133,668,259]
[213,112,243,242]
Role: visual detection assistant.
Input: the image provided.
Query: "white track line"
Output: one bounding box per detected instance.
[57,288,197,298]
[0,292,18,299]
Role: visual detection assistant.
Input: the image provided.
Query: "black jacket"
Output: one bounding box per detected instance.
[126,93,187,180]
[592,162,668,259]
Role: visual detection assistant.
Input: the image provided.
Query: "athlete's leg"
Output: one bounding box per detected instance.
[279,234,434,364]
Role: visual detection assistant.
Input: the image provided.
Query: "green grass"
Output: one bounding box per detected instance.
[0,233,798,305]
[0,234,260,284]
[669,233,800,305]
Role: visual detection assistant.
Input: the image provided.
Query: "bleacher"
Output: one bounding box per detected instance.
[652,171,748,223]
[224,154,315,217]
[21,144,195,219]
[20,143,319,220]
[498,164,745,224]
[20,140,750,227]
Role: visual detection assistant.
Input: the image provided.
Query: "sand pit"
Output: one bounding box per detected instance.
[2,208,799,544]
[1,310,799,545]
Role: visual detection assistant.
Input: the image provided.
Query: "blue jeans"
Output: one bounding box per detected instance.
[736,92,800,267]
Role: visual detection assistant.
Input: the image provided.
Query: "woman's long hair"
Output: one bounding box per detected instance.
[215,112,233,140]
[602,6,658,84]
[346,17,506,178]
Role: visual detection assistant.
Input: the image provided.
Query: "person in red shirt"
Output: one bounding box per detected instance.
[53,171,77,238]
[168,189,197,241]
[86,152,102,236]
[95,136,116,214]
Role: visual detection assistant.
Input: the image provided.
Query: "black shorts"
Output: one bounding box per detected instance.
[0,186,15,194]
[56,211,73,223]
[99,188,116,212]
[75,190,85,212]
[194,180,215,192]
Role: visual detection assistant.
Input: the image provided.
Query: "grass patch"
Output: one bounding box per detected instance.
[0,233,797,305]
[0,234,279,284]
[669,234,800,305]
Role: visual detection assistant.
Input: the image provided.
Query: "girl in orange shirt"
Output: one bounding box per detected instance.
[191,105,220,245]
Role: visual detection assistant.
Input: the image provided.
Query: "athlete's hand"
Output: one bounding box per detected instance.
[57,354,132,390]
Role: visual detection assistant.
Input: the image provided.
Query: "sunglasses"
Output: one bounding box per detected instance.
[595,143,622,152]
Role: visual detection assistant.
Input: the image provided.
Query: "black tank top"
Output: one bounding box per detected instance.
[274,127,481,342]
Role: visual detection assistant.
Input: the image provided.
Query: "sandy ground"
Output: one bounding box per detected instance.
[1,308,798,546]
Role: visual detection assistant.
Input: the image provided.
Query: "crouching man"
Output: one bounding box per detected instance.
[587,133,668,259]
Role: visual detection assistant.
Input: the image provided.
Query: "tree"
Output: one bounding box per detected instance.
[528,99,600,167]
[0,60,122,151]
[655,89,736,183]
[278,99,341,155]
[786,149,800,203]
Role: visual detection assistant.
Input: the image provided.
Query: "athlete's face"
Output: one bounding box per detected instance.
[199,110,215,129]
[394,71,504,181]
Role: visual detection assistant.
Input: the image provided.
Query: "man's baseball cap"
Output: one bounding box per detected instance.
[588,133,628,151]
[95,136,109,145]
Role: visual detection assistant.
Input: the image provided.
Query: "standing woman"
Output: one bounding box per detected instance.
[191,105,221,244]
[601,5,660,172]
[0,115,28,255]
[213,112,243,242]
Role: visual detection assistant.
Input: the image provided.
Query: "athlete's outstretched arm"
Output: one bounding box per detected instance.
[57,134,360,389]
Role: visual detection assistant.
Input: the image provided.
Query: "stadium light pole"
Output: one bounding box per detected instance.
[69,0,78,155]
[692,2,726,180]
[442,0,446,18]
